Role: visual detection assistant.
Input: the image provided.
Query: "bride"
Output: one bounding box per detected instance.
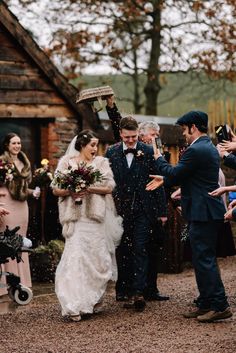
[52,130,123,321]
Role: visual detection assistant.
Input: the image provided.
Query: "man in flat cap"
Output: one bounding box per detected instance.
[146,110,232,323]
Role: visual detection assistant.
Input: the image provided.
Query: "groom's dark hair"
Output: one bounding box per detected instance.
[119,116,139,131]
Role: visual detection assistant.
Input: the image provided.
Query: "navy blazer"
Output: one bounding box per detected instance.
[156,136,226,221]
[106,141,166,220]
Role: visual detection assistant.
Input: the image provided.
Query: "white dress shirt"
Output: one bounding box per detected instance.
[123,142,137,168]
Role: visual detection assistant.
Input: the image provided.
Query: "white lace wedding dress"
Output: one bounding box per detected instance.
[54,155,123,317]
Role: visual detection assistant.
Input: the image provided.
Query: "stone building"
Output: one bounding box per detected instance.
[0,1,83,169]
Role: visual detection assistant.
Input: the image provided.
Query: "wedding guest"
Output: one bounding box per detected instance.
[105,114,162,312]
[106,97,169,302]
[209,180,236,224]
[138,121,169,301]
[147,111,232,323]
[0,133,40,296]
[52,130,123,321]
[217,128,236,170]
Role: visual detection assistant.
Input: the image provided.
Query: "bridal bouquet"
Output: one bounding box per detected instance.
[0,159,14,186]
[51,162,104,204]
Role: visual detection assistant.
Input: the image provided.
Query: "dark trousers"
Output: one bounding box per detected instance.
[115,212,151,296]
[145,224,164,293]
[189,220,229,311]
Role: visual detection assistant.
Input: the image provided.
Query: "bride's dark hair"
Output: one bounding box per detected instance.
[75,130,98,151]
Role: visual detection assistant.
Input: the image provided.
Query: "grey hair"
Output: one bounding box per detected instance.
[138,121,160,135]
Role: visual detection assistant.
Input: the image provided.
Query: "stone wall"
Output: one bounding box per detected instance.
[47,117,78,168]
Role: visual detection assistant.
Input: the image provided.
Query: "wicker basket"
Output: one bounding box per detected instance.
[76,86,114,103]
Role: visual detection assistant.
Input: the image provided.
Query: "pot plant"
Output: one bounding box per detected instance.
[29,239,64,282]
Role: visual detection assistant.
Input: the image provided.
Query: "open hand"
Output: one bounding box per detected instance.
[224,207,235,221]
[33,187,41,199]
[220,140,236,152]
[171,188,181,200]
[208,186,226,197]
[146,175,164,191]
[228,200,236,210]
[216,144,226,158]
[152,139,162,160]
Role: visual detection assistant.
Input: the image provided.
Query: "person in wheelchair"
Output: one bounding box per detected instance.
[0,225,33,305]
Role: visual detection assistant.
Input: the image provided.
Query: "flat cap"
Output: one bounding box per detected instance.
[176,111,208,127]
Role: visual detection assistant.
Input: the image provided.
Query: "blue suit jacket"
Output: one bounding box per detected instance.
[156,136,225,221]
[105,141,166,220]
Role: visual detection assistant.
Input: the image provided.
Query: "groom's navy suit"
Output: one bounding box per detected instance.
[106,141,161,297]
[156,135,229,311]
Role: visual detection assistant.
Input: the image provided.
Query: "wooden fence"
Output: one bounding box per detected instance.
[208,99,236,138]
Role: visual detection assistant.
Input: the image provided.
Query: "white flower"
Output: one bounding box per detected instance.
[136,150,144,157]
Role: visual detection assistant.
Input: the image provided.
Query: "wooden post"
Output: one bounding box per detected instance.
[226,99,232,128]
[208,100,215,136]
[220,100,225,125]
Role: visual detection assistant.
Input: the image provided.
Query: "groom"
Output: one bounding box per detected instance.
[105,116,161,311]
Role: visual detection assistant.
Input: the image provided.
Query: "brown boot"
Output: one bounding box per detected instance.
[183,308,210,319]
[197,307,233,323]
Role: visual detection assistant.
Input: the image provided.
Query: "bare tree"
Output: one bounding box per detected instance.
[6,0,236,115]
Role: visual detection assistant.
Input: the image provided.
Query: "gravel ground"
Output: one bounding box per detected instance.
[0,256,236,353]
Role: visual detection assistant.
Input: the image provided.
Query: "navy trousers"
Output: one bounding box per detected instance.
[189,220,229,311]
[115,211,151,296]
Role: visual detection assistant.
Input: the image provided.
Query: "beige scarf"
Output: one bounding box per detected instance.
[0,151,32,201]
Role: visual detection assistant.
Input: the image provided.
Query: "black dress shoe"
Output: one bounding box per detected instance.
[123,297,135,309]
[134,295,146,312]
[116,294,129,302]
[145,293,170,301]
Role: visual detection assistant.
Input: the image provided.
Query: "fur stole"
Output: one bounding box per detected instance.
[56,156,116,238]
[0,151,32,201]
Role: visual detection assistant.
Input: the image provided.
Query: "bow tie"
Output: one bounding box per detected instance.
[124,148,137,155]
